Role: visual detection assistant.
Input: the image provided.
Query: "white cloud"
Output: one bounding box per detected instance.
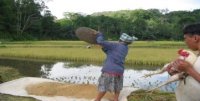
[45,0,200,19]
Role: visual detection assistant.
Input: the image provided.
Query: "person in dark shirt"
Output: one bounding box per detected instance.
[94,33,137,101]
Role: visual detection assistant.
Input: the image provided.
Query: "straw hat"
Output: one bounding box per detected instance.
[75,27,98,44]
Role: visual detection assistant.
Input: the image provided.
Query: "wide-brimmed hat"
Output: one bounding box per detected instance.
[119,33,138,43]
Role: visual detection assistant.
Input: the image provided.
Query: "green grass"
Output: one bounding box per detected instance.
[130,41,186,48]
[0,66,23,82]
[127,89,176,101]
[1,41,185,48]
[1,41,87,47]
[0,93,39,101]
[0,41,188,67]
[0,66,38,101]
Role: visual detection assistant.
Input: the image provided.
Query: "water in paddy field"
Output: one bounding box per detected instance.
[0,58,177,92]
[40,62,177,92]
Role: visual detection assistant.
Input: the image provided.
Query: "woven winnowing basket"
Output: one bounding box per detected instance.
[75,27,98,44]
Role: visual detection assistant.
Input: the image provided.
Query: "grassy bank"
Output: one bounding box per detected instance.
[0,66,23,82]
[0,41,187,67]
[127,89,176,101]
[0,66,39,101]
[0,93,39,101]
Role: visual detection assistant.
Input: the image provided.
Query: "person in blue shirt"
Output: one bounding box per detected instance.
[94,32,138,101]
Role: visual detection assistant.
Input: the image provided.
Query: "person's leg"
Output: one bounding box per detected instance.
[95,91,106,101]
[113,91,120,101]
[95,73,108,101]
[113,75,123,101]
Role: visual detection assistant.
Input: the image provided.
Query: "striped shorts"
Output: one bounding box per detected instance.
[98,72,123,92]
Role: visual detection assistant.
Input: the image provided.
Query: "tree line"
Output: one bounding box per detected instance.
[1,0,200,41]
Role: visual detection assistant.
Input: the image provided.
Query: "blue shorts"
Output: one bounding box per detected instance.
[98,72,123,92]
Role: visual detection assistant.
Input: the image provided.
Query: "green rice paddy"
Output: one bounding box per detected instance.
[0,41,187,67]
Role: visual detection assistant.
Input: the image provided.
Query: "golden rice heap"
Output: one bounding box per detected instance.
[26,82,112,99]
[75,27,98,44]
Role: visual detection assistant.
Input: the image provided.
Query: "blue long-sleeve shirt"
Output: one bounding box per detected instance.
[96,33,128,75]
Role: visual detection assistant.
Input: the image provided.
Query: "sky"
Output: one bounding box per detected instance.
[46,0,200,19]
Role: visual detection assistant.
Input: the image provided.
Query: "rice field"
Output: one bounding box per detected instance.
[0,41,181,101]
[0,41,188,67]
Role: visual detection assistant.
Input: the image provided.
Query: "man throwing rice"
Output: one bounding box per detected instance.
[94,32,137,101]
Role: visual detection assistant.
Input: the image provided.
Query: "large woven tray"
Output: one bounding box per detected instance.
[75,27,98,44]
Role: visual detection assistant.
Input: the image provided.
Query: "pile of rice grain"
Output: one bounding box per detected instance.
[26,82,112,99]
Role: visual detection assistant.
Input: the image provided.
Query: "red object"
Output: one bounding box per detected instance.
[178,49,189,58]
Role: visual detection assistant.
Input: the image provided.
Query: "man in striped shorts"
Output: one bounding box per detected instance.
[94,32,137,101]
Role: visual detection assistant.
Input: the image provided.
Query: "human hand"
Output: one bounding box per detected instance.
[96,32,103,37]
[166,63,179,76]
[172,59,193,73]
